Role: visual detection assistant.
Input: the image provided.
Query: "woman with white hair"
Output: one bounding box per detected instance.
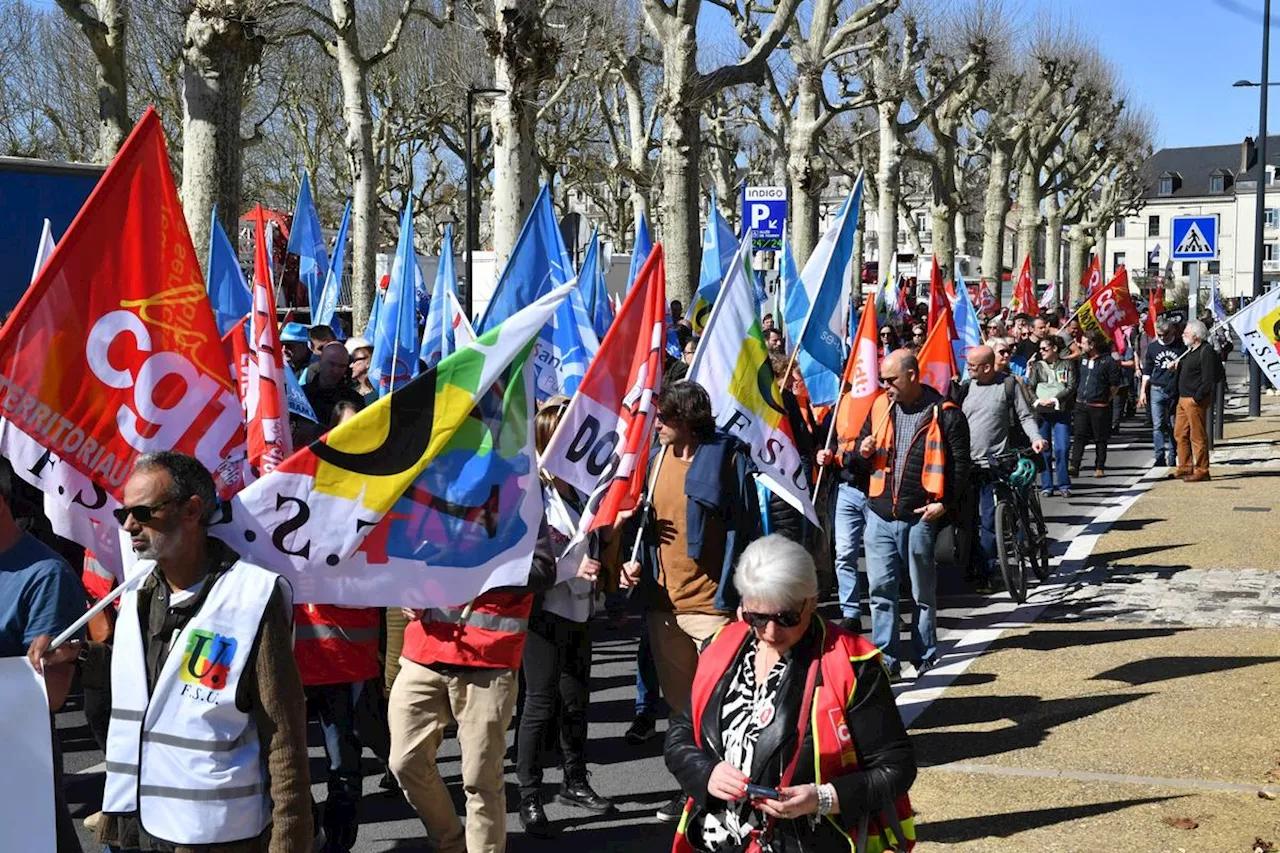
[664,535,917,853]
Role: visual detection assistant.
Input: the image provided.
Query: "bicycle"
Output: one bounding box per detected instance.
[989,450,1051,603]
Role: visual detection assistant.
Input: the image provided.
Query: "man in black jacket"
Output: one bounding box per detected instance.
[1173,319,1224,482]
[818,350,970,678]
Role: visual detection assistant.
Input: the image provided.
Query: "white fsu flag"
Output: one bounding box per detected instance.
[1229,287,1280,388]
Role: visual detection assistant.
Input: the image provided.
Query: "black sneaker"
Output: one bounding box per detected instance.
[557,775,615,814]
[656,793,686,823]
[916,657,940,677]
[519,794,555,839]
[625,713,658,745]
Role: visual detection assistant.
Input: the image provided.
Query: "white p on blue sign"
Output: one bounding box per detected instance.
[744,187,786,250]
[1171,215,1218,260]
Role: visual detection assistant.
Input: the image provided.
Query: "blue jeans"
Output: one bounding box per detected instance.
[635,621,661,717]
[1150,386,1174,463]
[864,511,939,669]
[1039,413,1071,490]
[832,483,869,619]
[972,476,998,580]
[307,682,366,852]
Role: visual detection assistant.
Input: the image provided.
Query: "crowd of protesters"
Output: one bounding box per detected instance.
[5,280,1230,853]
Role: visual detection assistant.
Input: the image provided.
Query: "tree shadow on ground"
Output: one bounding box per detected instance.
[1091,655,1280,687]
[987,626,1185,653]
[917,794,1180,842]
[1083,544,1195,566]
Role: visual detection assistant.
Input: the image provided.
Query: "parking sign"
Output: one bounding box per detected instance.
[743,187,786,251]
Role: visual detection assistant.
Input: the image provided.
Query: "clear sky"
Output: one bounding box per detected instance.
[1052,0,1276,149]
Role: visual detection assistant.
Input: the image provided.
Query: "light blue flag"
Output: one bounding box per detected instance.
[691,191,738,330]
[285,172,329,314]
[792,175,864,407]
[534,286,601,400]
[419,224,459,370]
[580,228,613,340]
[627,213,653,292]
[314,200,350,340]
[206,211,252,339]
[778,235,802,349]
[952,264,984,377]
[1210,278,1229,323]
[363,286,383,339]
[478,185,575,334]
[369,201,422,396]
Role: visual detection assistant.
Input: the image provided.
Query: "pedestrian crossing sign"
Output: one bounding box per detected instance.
[1171,216,1218,260]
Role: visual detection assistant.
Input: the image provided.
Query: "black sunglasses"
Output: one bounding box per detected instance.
[742,608,804,629]
[113,498,179,527]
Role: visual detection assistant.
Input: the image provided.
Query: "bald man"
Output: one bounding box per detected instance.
[818,349,969,679]
[305,341,364,425]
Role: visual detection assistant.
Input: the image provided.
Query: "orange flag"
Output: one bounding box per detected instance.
[834,297,881,451]
[927,257,949,333]
[918,311,958,396]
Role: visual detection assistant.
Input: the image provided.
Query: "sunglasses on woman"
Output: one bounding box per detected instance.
[741,608,804,629]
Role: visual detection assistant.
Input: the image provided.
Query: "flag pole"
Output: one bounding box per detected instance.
[49,561,157,651]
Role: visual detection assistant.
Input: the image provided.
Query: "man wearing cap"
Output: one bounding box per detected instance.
[280,323,312,379]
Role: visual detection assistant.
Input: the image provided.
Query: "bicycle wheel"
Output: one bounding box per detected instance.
[1027,491,1051,582]
[995,500,1027,603]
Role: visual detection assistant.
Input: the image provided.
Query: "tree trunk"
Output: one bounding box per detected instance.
[788,71,822,266]
[1016,159,1040,283]
[93,0,129,162]
[875,102,900,279]
[656,25,701,307]
[333,4,378,333]
[1096,227,1108,278]
[1044,194,1063,291]
[980,142,1012,287]
[619,58,650,241]
[1067,223,1088,305]
[180,3,263,275]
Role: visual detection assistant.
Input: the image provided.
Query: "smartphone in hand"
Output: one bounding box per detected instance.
[744,783,780,800]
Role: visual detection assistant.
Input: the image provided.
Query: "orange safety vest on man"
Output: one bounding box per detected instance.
[294,604,382,687]
[865,394,957,503]
[401,590,532,670]
[81,550,116,602]
[673,619,916,853]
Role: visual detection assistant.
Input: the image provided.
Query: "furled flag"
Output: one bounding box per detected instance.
[314,199,351,340]
[951,264,984,372]
[918,312,959,396]
[1228,284,1280,388]
[788,175,864,407]
[246,206,293,474]
[690,191,739,332]
[0,108,246,499]
[1039,279,1057,312]
[285,172,329,314]
[223,284,572,606]
[1078,265,1140,337]
[30,218,55,282]
[1081,255,1103,298]
[533,285,601,401]
[977,279,1000,316]
[1009,256,1036,315]
[833,291,881,454]
[420,224,459,370]
[927,257,950,335]
[478,184,574,333]
[1210,278,1229,324]
[895,274,911,320]
[688,234,818,523]
[207,213,253,339]
[628,212,653,293]
[1144,280,1165,339]
[450,290,476,347]
[581,228,614,340]
[370,201,422,396]
[777,231,799,348]
[541,247,667,538]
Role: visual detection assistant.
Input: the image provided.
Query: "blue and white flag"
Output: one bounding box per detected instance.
[369,201,421,396]
[952,264,984,376]
[628,213,653,293]
[285,172,329,314]
[533,285,600,400]
[314,200,350,340]
[778,232,801,349]
[691,191,738,332]
[478,185,574,333]
[1210,277,1229,324]
[580,228,613,340]
[420,224,459,370]
[207,212,253,339]
[790,174,863,407]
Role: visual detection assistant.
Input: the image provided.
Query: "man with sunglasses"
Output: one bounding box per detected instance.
[818,350,969,679]
[29,452,313,853]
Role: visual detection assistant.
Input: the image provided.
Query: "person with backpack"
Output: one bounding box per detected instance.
[959,346,1047,593]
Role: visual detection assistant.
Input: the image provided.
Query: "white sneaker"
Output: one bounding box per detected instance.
[899,662,919,680]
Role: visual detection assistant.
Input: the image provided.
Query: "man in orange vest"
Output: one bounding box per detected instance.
[819,350,969,680]
[387,525,557,853]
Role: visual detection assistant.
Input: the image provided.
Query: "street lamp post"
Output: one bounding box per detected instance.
[464,87,504,323]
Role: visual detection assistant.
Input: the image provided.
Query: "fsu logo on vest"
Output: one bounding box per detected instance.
[179,630,238,703]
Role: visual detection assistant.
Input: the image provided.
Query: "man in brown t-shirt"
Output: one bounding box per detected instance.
[620,381,757,822]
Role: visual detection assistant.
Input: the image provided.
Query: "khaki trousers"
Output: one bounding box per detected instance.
[645,611,730,716]
[384,606,409,691]
[1174,396,1210,475]
[388,658,517,853]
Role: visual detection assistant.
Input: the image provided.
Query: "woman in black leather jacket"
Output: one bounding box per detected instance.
[664,535,917,852]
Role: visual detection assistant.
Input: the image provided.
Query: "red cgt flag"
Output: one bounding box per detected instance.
[1144,281,1165,339]
[540,244,667,535]
[0,108,245,499]
[1010,255,1037,314]
[1080,266,1140,337]
[978,280,1000,316]
[245,206,292,474]
[1081,255,1103,298]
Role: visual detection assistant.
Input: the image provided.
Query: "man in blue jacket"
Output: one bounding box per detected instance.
[620,380,758,824]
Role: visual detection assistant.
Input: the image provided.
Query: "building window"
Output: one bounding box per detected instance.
[1268,208,1280,229]
[1268,167,1276,186]
[1211,175,1226,193]
[915,212,929,234]
[1113,251,1126,270]
[1114,219,1127,238]
[1147,215,1160,236]
[1266,244,1278,262]
[1159,176,1173,195]
[1208,261,1221,274]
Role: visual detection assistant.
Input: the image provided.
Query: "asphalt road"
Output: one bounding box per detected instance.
[59,401,1159,852]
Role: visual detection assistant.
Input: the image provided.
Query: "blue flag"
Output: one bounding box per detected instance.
[478,185,574,333]
[534,286,601,400]
[691,191,738,331]
[314,200,350,340]
[792,176,864,407]
[952,264,984,376]
[420,224,459,370]
[370,201,422,396]
[206,211,252,339]
[285,172,329,314]
[778,234,801,348]
[580,228,613,340]
[628,213,653,293]
[364,286,383,339]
